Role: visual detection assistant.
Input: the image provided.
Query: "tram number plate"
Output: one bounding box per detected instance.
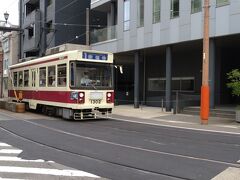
[90,100,101,104]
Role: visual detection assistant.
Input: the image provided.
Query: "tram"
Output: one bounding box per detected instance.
[8,50,114,120]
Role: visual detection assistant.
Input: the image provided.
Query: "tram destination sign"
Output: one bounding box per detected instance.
[82,52,108,61]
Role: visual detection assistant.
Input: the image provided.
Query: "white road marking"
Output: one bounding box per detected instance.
[0,143,11,147]
[109,117,240,135]
[0,178,25,180]
[0,166,100,178]
[0,149,22,154]
[0,142,100,178]
[0,156,50,163]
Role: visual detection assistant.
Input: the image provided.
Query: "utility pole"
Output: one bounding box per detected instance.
[86,8,90,46]
[200,0,210,124]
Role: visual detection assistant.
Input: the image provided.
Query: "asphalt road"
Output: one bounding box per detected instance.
[0,110,240,180]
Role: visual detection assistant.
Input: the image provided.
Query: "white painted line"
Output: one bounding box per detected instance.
[214,125,238,129]
[0,166,100,178]
[0,149,22,154]
[0,143,11,147]
[0,156,52,163]
[0,178,25,180]
[109,117,240,135]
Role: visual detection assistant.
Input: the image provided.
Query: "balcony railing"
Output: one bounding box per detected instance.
[90,25,117,44]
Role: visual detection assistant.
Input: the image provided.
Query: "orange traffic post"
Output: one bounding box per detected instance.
[200,85,209,124]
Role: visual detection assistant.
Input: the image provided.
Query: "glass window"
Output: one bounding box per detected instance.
[18,71,23,87]
[39,67,46,87]
[137,0,144,27]
[181,78,195,91]
[48,66,56,87]
[170,0,179,18]
[216,0,229,7]
[58,64,67,87]
[191,0,202,13]
[124,0,130,31]
[148,77,195,92]
[24,70,29,87]
[153,0,161,23]
[31,69,36,87]
[70,62,75,87]
[70,62,113,89]
[148,78,165,91]
[13,72,18,87]
[172,79,181,91]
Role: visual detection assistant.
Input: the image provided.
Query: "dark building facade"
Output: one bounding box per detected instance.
[19,0,91,58]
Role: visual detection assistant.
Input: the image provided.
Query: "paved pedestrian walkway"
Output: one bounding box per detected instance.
[111,105,240,134]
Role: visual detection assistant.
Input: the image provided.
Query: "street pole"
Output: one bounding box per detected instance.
[200,0,210,124]
[86,8,90,46]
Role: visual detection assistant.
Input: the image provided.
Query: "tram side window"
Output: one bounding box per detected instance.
[48,66,56,87]
[24,70,29,87]
[57,64,66,87]
[13,72,18,87]
[39,67,46,87]
[18,71,23,87]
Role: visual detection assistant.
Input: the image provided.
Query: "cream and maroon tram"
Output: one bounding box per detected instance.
[8,50,114,120]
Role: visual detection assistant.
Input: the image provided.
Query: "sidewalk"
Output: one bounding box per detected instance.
[111,105,240,134]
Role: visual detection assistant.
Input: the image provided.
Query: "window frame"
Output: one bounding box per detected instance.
[24,70,29,87]
[191,0,202,14]
[57,64,67,87]
[18,71,23,87]
[47,65,56,87]
[153,0,161,24]
[13,72,18,87]
[137,0,144,27]
[216,0,230,7]
[123,0,130,31]
[39,67,47,87]
[170,0,179,19]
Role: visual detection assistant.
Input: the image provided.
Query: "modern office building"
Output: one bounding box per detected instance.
[19,0,91,58]
[90,0,240,110]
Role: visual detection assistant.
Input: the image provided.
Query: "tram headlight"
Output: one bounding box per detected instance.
[106,92,114,103]
[79,92,85,104]
[79,92,84,98]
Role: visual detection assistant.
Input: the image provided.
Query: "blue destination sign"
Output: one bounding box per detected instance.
[82,52,108,61]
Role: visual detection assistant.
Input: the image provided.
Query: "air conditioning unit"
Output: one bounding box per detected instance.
[45,43,90,55]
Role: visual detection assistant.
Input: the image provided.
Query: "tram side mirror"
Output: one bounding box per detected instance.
[114,65,124,74]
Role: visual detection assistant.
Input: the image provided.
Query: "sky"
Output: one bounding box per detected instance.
[0,0,19,25]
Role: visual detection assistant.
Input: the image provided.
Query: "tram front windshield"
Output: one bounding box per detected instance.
[70,61,113,89]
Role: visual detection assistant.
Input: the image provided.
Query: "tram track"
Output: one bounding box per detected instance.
[0,111,240,180]
[0,121,189,180]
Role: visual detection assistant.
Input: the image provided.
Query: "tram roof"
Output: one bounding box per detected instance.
[9,50,113,70]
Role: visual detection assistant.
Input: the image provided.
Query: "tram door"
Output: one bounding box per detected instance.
[30,69,37,108]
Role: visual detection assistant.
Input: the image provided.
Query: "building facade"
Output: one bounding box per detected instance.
[0,30,19,98]
[19,0,91,58]
[0,44,3,98]
[90,0,240,109]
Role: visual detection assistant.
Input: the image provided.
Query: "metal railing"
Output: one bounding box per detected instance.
[90,25,117,44]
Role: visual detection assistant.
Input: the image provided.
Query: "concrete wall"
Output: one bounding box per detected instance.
[91,0,240,53]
